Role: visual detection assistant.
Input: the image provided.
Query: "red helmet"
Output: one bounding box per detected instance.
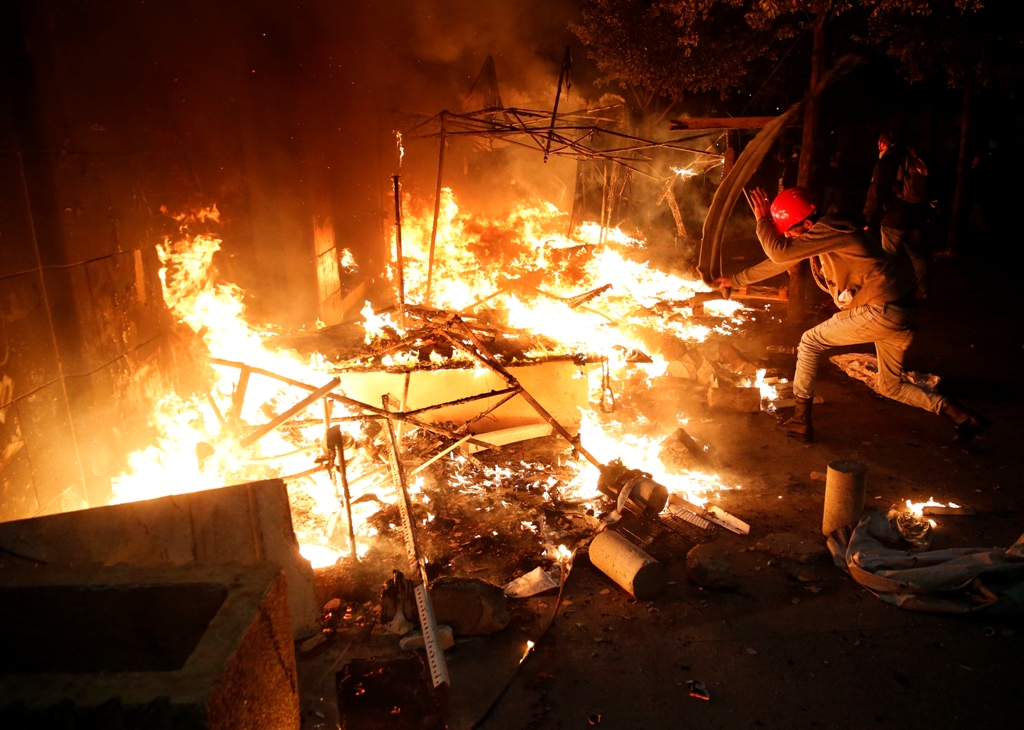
[770,187,818,234]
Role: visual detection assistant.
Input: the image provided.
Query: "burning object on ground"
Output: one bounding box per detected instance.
[828,510,1024,614]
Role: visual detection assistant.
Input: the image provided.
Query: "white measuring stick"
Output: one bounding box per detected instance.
[382,396,450,688]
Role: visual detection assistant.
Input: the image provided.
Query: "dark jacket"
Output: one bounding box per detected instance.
[733,211,913,310]
[863,145,926,230]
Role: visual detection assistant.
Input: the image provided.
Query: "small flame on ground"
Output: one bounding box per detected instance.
[521,640,536,664]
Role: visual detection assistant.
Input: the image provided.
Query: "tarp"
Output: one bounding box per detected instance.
[827,510,1024,614]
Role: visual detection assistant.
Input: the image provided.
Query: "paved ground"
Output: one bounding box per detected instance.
[476,257,1024,730]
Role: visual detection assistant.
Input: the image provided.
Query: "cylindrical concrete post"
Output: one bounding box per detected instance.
[589,531,665,600]
[822,460,867,536]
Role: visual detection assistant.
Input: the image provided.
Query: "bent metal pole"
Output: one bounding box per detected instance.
[436,319,603,470]
[381,394,450,688]
[425,112,446,308]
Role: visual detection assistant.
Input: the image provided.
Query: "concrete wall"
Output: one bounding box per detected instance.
[0,478,319,638]
[0,563,300,729]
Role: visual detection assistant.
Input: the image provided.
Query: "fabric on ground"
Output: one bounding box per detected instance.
[827,510,1024,614]
[829,352,939,395]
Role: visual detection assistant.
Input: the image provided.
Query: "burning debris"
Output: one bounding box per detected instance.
[110,188,760,577]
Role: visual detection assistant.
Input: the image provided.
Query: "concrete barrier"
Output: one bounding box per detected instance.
[0,563,299,729]
[0,479,319,638]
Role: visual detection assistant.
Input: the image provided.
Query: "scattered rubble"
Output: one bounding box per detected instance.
[752,533,830,565]
[336,655,444,730]
[504,566,560,598]
[686,680,710,701]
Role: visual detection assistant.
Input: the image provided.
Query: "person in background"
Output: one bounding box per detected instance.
[863,131,932,297]
[715,186,985,444]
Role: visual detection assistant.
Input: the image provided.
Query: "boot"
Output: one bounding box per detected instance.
[940,400,988,443]
[779,396,813,443]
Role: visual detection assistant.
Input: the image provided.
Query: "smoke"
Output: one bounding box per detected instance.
[403,0,582,108]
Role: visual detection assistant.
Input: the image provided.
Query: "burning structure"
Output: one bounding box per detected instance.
[0,3,783,724]
[6,4,1024,728]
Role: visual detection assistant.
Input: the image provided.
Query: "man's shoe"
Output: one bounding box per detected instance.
[940,400,988,443]
[779,396,814,443]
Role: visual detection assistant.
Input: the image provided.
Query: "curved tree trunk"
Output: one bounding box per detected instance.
[947,83,973,254]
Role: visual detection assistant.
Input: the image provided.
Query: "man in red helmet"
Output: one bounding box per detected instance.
[715,186,984,443]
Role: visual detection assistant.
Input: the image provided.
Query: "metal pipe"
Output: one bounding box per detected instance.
[230,366,250,421]
[392,175,406,328]
[207,358,496,449]
[402,386,520,418]
[239,378,340,448]
[543,47,571,162]
[381,395,450,687]
[338,429,357,561]
[437,323,603,469]
[425,113,447,307]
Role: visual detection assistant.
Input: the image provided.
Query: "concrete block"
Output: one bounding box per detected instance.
[707,386,761,413]
[0,479,319,638]
[0,563,300,729]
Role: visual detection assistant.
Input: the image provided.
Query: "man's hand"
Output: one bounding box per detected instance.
[750,187,772,221]
[713,276,733,296]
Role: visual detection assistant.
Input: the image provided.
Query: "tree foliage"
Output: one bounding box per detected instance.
[571,1,848,102]
[868,0,1024,91]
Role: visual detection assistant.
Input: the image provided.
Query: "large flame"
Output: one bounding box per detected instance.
[388,188,723,360]
[112,190,752,569]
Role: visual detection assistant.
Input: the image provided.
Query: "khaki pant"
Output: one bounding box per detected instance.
[793,302,945,414]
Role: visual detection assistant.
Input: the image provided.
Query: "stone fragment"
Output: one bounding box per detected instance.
[707,386,761,413]
[429,578,509,636]
[685,543,737,589]
[753,532,830,564]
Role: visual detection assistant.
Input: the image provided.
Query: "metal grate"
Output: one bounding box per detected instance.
[612,506,716,562]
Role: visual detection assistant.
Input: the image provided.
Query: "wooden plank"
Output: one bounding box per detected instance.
[669,116,800,131]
